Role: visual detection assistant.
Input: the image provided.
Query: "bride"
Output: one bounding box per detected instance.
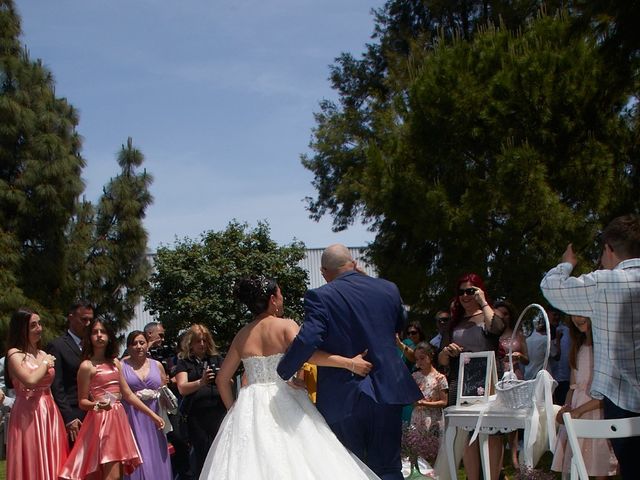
[199,275,381,479]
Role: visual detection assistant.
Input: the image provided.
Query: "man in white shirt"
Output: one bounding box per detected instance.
[540,214,640,480]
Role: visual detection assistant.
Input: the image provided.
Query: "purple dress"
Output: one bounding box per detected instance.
[122,359,172,480]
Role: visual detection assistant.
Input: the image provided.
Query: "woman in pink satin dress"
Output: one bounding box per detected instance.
[59,318,165,480]
[5,308,68,480]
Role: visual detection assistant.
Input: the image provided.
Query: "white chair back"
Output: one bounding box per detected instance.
[562,411,640,480]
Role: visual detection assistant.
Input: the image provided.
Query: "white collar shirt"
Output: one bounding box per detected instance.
[68,329,82,351]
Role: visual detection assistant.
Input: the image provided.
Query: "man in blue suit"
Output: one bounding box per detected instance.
[278,244,422,480]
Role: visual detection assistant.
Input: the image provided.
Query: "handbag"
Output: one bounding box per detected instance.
[159,385,178,414]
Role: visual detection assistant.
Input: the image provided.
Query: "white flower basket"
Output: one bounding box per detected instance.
[495,304,550,409]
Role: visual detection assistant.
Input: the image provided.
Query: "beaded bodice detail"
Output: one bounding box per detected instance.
[243,353,285,385]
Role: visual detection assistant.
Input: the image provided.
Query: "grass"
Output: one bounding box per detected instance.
[452,451,561,479]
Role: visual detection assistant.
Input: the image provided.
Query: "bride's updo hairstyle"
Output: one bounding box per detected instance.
[234,275,278,315]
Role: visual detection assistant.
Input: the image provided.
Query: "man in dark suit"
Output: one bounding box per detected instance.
[277,244,422,480]
[47,300,94,445]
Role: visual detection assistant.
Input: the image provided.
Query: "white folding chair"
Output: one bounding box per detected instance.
[562,411,640,480]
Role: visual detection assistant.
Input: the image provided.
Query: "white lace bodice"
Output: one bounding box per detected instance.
[242,353,285,385]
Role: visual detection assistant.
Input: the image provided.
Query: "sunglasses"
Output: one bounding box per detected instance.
[407,330,419,335]
[437,317,449,323]
[458,288,477,296]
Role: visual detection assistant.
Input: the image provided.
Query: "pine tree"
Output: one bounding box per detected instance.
[0,0,85,320]
[1,1,154,336]
[85,138,153,332]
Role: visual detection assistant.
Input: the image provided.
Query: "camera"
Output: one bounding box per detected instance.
[206,357,221,372]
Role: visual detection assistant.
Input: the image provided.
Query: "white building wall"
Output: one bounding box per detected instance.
[125,247,377,335]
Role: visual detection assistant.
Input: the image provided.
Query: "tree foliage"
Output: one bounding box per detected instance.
[66,138,154,332]
[304,4,639,315]
[0,1,153,338]
[145,221,308,350]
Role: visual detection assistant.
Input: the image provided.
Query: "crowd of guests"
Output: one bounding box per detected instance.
[396,273,621,480]
[1,214,639,480]
[396,215,640,480]
[0,302,230,480]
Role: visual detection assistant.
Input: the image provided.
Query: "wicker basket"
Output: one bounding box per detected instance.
[495,303,550,409]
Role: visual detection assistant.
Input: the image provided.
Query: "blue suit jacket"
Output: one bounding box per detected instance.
[277,271,422,425]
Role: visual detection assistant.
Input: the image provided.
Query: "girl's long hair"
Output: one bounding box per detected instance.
[82,318,119,360]
[6,308,38,353]
[568,317,591,370]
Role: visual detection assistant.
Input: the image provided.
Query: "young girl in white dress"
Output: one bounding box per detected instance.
[198,275,380,480]
[552,315,618,479]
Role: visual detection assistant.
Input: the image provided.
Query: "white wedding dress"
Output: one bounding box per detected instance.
[199,353,380,479]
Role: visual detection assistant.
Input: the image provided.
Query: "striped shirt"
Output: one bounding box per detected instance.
[540,259,640,412]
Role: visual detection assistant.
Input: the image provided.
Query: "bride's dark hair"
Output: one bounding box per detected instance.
[234,275,278,315]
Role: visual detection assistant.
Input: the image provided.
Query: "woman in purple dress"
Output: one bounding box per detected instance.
[122,330,172,480]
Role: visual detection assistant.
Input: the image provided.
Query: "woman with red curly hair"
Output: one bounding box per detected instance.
[437,273,505,480]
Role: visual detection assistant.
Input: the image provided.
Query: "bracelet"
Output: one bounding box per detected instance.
[93,402,100,411]
[350,360,355,373]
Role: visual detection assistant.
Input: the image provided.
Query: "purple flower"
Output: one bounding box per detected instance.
[514,467,556,480]
[401,424,441,465]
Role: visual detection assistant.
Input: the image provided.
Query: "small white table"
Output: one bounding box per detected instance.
[444,403,533,480]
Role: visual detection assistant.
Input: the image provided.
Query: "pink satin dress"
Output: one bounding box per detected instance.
[7,354,69,480]
[552,345,618,476]
[59,361,143,479]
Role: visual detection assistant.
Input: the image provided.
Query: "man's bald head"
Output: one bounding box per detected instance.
[321,244,356,281]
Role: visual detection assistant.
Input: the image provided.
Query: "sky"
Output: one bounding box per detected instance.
[14,0,384,251]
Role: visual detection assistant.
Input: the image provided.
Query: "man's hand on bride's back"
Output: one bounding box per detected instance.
[350,350,372,377]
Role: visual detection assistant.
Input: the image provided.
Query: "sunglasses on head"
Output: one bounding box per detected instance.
[458,288,477,296]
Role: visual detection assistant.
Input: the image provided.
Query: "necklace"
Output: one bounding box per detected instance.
[464,311,483,319]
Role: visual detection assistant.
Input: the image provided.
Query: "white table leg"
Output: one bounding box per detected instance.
[478,433,491,480]
[522,423,533,468]
[445,423,458,479]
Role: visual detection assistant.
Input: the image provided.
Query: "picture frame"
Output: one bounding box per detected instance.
[456,351,497,406]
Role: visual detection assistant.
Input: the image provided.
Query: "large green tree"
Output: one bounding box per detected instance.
[145,221,308,349]
[307,1,567,233]
[0,0,85,319]
[304,9,638,313]
[0,1,153,338]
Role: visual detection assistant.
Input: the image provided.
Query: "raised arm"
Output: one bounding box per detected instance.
[6,349,55,388]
